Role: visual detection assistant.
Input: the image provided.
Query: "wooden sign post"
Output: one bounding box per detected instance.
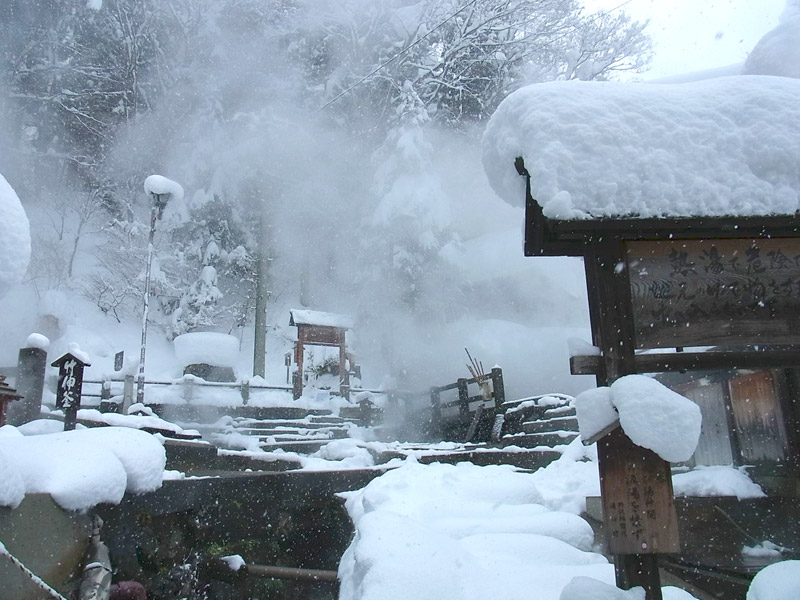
[583,244,679,600]
[52,352,91,431]
[513,154,800,599]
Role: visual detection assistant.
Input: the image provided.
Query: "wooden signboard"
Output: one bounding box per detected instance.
[52,352,90,431]
[627,238,800,349]
[597,428,680,555]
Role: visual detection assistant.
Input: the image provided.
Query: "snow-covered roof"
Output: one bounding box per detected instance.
[482,76,800,220]
[289,309,354,329]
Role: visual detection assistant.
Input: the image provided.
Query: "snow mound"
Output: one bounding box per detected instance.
[25,333,50,350]
[0,427,166,511]
[747,560,800,600]
[611,376,702,463]
[339,461,613,600]
[0,173,31,299]
[744,13,800,79]
[575,376,702,463]
[173,332,239,368]
[0,447,25,508]
[560,577,644,600]
[574,387,616,441]
[482,77,800,218]
[673,466,765,500]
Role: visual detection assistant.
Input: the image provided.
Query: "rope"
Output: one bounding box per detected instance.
[0,541,69,600]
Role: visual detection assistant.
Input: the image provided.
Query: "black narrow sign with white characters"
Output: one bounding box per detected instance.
[52,352,91,431]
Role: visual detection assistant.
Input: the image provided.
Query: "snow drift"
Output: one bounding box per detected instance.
[0,426,166,511]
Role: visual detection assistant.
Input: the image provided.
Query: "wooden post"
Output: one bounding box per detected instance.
[122,375,134,412]
[457,378,469,418]
[52,352,90,431]
[430,388,442,436]
[7,345,48,426]
[339,343,350,401]
[100,380,112,411]
[0,376,22,427]
[253,204,269,378]
[293,339,304,400]
[184,377,194,404]
[241,380,250,405]
[585,242,677,600]
[490,367,505,409]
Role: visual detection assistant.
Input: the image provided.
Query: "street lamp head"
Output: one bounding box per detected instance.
[143,174,184,220]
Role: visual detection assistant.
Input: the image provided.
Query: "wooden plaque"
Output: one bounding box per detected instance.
[627,238,800,348]
[597,428,680,555]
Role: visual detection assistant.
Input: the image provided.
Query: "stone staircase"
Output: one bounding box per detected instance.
[499,393,579,450]
[213,413,358,454]
[160,394,580,476]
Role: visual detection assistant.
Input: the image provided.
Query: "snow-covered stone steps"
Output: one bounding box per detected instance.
[371,447,563,471]
[521,415,578,434]
[234,420,349,431]
[257,439,336,454]
[500,430,579,449]
[253,429,348,442]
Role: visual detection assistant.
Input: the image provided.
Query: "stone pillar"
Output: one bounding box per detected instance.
[7,344,48,426]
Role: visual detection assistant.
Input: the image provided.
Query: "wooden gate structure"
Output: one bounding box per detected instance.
[516,158,800,599]
[289,309,354,400]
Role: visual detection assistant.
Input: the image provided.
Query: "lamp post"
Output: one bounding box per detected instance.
[137,175,183,405]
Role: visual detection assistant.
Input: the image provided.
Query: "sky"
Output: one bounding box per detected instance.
[584,0,786,79]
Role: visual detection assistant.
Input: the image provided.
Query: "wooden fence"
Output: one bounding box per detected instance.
[430,367,505,443]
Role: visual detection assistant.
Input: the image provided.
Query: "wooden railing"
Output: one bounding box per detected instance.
[430,367,504,443]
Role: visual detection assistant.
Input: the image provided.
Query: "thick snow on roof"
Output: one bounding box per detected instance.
[482,76,800,219]
[0,173,31,299]
[289,309,354,329]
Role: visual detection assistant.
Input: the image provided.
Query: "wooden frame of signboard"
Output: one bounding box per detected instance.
[516,157,800,599]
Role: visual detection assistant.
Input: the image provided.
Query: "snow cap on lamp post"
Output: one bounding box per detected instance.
[144,174,184,219]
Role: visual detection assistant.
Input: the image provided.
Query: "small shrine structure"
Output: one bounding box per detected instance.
[289,309,354,400]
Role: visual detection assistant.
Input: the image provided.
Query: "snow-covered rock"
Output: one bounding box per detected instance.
[482,77,800,218]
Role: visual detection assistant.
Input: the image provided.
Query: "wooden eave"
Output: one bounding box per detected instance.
[519,173,800,257]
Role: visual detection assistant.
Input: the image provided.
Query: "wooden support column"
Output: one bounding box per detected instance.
[457,378,469,418]
[430,388,442,436]
[339,343,349,400]
[293,337,304,400]
[584,241,678,600]
[490,367,505,409]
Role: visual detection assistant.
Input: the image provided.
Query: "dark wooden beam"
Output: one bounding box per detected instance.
[571,350,800,376]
